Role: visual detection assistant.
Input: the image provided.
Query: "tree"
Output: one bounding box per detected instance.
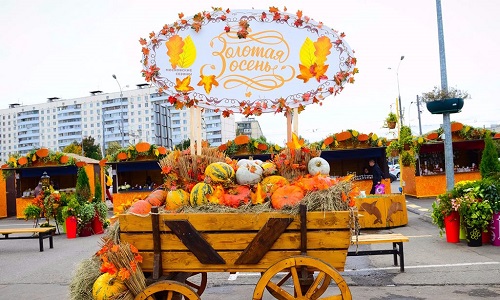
[63,142,82,155]
[76,167,91,205]
[82,136,102,160]
[479,133,500,178]
[106,141,122,157]
[176,139,191,150]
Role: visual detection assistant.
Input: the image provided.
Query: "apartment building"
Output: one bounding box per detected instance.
[235,118,264,139]
[0,85,235,162]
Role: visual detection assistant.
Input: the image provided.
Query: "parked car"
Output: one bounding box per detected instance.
[390,164,400,180]
[388,173,397,183]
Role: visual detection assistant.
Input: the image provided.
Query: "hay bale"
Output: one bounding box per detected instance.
[69,256,101,300]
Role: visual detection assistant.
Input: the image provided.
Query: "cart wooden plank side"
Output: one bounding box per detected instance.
[119,205,354,299]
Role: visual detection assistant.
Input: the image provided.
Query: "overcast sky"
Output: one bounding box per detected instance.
[1,0,498,144]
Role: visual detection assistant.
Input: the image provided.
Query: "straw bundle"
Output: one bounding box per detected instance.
[69,256,101,300]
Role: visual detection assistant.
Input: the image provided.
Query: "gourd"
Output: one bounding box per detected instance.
[261,175,289,194]
[308,157,330,175]
[261,161,277,176]
[205,162,235,184]
[271,185,305,209]
[92,273,128,300]
[144,189,167,206]
[128,200,152,215]
[235,161,263,185]
[222,185,251,208]
[236,159,262,167]
[165,189,190,210]
[190,182,214,206]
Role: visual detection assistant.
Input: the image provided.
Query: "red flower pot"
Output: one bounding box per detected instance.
[91,212,104,235]
[65,216,77,239]
[444,211,460,243]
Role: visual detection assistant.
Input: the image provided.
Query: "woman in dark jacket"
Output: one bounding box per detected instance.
[369,159,384,194]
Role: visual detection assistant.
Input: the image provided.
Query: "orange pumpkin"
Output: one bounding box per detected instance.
[207,185,225,204]
[157,146,167,155]
[450,122,463,132]
[60,155,69,164]
[427,132,439,140]
[165,189,190,210]
[98,159,107,166]
[323,136,334,146]
[261,175,289,194]
[35,148,49,158]
[18,156,28,166]
[75,161,87,168]
[222,185,251,208]
[335,131,352,142]
[145,190,167,206]
[494,133,500,139]
[357,134,370,142]
[218,144,228,151]
[257,143,268,151]
[117,152,128,161]
[234,135,250,145]
[136,142,151,153]
[271,185,304,209]
[128,200,152,215]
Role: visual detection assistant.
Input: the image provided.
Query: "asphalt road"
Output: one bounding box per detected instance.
[1,193,499,300]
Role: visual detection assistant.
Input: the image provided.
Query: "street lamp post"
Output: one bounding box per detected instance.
[112,74,125,147]
[396,56,405,126]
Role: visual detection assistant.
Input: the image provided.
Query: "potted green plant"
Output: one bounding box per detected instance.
[76,202,95,237]
[431,192,459,241]
[384,112,398,129]
[23,204,42,221]
[458,191,493,247]
[421,86,470,114]
[400,151,415,167]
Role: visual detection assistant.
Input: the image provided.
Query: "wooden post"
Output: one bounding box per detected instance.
[286,111,292,143]
[151,206,163,280]
[293,107,299,136]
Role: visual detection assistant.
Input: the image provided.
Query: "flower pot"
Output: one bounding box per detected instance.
[466,226,482,247]
[426,98,464,114]
[490,211,500,246]
[78,222,93,237]
[65,216,77,239]
[482,231,491,244]
[444,211,460,243]
[91,213,104,235]
[459,225,467,240]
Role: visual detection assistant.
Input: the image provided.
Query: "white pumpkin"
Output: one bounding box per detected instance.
[236,159,262,167]
[308,157,330,175]
[236,162,263,184]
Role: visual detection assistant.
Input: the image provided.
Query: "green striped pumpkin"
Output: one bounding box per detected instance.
[204,162,235,184]
[190,182,214,206]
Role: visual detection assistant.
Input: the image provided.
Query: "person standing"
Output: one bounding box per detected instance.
[369,159,384,194]
[34,182,43,197]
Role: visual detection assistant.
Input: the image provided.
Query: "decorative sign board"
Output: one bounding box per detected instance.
[141,8,357,116]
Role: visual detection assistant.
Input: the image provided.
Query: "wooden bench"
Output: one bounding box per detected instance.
[0,227,55,252]
[348,233,409,272]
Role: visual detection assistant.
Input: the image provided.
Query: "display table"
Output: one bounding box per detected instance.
[16,197,34,219]
[402,166,481,198]
[354,194,407,229]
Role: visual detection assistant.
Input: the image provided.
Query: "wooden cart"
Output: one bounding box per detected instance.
[119,205,355,299]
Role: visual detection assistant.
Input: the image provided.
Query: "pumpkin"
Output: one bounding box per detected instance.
[427,132,439,140]
[308,157,330,176]
[357,134,370,142]
[261,162,277,176]
[222,185,251,208]
[135,142,151,152]
[35,148,49,158]
[257,143,268,151]
[236,159,262,167]
[234,135,250,145]
[92,273,128,300]
[251,183,267,204]
[165,189,190,210]
[128,200,152,215]
[296,175,336,192]
[157,146,167,155]
[271,185,305,209]
[207,185,225,204]
[261,175,289,194]
[145,189,167,206]
[190,182,214,206]
[335,131,352,142]
[204,162,235,184]
[98,158,107,166]
[117,152,128,161]
[235,162,263,185]
[75,161,87,168]
[323,136,334,146]
[451,122,463,132]
[18,156,28,166]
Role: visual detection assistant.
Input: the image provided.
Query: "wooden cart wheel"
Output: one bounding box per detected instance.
[253,256,351,300]
[185,272,207,296]
[134,280,200,300]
